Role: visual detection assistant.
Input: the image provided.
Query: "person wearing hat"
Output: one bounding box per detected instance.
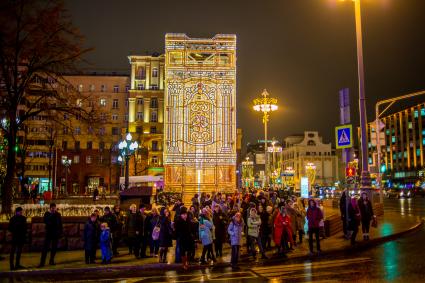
[174,207,194,270]
[8,207,27,270]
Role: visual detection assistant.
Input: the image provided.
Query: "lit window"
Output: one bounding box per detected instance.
[150,111,157,122]
[86,156,92,164]
[73,155,80,164]
[89,84,95,92]
[408,122,413,129]
[112,99,119,109]
[152,156,158,165]
[392,136,396,143]
[150,98,158,108]
[76,99,82,107]
[100,98,107,106]
[77,84,83,92]
[152,68,158,77]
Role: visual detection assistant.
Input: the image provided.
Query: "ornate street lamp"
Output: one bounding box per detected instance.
[241,157,254,188]
[62,157,72,196]
[118,132,138,190]
[253,89,278,187]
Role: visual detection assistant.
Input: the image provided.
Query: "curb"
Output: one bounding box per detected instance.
[1,220,423,277]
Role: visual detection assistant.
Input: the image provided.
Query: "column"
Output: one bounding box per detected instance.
[158,97,164,123]
[131,63,136,90]
[128,98,136,123]
[144,97,150,123]
[145,64,151,90]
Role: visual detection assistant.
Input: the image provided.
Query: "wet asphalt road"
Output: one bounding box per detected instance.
[4,198,425,283]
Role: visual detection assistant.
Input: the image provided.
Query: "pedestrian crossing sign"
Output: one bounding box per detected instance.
[335,124,353,149]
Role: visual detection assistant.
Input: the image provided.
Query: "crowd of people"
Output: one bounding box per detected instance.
[7,190,376,271]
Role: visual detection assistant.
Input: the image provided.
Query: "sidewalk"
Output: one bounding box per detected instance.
[0,211,422,276]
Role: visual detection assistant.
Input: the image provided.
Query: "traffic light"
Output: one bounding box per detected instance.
[346,167,356,177]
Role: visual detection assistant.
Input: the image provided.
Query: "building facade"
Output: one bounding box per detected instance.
[282,131,339,190]
[365,103,425,188]
[128,54,165,177]
[56,75,129,195]
[163,33,237,198]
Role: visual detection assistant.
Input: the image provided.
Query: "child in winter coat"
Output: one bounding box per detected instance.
[100,222,112,264]
[228,212,244,269]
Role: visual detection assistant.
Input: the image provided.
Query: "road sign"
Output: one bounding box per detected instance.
[335,124,353,149]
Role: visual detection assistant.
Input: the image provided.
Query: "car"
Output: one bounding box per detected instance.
[385,189,399,199]
[399,189,414,198]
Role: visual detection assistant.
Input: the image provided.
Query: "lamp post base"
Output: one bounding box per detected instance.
[360,170,374,202]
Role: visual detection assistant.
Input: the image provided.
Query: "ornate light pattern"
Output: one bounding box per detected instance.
[164,34,237,198]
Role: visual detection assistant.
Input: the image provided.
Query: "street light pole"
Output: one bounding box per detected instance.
[118,132,139,191]
[353,0,372,196]
[253,89,278,188]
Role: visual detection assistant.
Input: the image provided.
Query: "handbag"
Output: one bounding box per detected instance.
[372,216,378,228]
[152,220,160,240]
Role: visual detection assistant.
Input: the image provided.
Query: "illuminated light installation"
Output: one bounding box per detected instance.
[164,34,237,199]
[305,162,317,196]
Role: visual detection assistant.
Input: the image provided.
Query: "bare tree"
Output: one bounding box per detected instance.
[0,0,92,213]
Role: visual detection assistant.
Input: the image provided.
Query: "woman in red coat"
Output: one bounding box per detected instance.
[273,207,293,255]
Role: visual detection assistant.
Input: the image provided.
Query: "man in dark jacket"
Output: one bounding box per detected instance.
[125,204,141,257]
[174,207,193,270]
[84,213,99,264]
[8,207,27,270]
[137,204,147,258]
[212,205,227,257]
[38,203,63,267]
[112,205,124,256]
[100,206,117,253]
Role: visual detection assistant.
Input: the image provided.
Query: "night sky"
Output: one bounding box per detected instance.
[65,0,425,147]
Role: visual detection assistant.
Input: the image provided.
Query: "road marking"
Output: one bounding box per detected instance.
[252,257,372,280]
